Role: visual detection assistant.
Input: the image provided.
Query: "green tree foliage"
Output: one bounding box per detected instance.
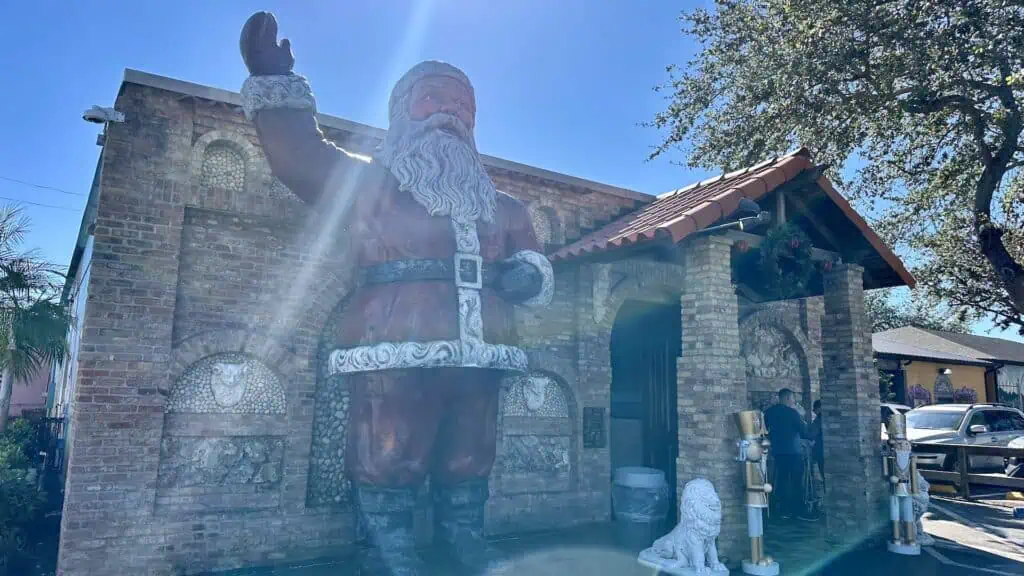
[0,206,70,432]
[865,289,973,333]
[0,418,48,575]
[650,0,1024,333]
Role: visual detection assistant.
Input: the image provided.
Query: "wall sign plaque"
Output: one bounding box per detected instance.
[583,407,606,449]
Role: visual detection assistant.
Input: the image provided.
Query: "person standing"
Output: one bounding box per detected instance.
[809,400,824,480]
[764,388,809,520]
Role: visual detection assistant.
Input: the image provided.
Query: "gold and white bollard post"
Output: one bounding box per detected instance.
[882,413,921,555]
[736,410,779,576]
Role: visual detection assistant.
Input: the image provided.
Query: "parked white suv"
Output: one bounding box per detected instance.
[905,404,1024,472]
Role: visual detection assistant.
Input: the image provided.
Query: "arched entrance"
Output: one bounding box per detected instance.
[610,298,682,515]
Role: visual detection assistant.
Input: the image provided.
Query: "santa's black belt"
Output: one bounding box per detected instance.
[359,258,498,288]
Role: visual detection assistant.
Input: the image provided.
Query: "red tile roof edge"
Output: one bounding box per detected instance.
[814,175,916,288]
[550,151,812,261]
[549,148,915,289]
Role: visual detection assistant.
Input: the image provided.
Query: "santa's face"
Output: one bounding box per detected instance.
[378,73,497,223]
[408,76,475,133]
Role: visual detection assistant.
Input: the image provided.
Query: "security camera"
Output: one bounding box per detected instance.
[82,105,125,124]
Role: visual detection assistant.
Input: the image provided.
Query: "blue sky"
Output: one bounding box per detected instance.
[2,0,1020,342]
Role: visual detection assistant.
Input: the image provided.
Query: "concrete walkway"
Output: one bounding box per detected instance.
[208,516,1022,576]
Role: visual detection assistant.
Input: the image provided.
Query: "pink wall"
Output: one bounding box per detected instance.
[10,364,50,417]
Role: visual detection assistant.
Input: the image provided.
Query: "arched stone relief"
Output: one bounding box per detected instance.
[166,352,286,415]
[742,323,801,380]
[527,203,562,248]
[159,331,295,513]
[497,370,576,494]
[191,130,262,194]
[739,307,814,412]
[502,373,570,418]
[200,142,246,192]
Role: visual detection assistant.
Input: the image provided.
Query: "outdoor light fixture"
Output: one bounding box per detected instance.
[696,198,770,236]
[735,197,762,218]
[82,105,125,124]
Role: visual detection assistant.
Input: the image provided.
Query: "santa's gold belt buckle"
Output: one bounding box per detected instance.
[454,253,483,290]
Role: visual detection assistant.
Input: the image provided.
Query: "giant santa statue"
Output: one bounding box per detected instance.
[239,12,553,576]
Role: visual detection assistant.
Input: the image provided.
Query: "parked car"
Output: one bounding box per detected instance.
[1006,436,1024,477]
[905,404,1024,472]
[880,403,913,441]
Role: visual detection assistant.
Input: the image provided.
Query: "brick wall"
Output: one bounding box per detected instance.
[57,81,642,575]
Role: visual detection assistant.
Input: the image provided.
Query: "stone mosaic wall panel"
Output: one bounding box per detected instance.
[268,177,301,201]
[200,142,245,192]
[306,374,351,508]
[498,372,575,494]
[502,374,569,417]
[167,352,286,415]
[527,203,553,246]
[157,436,284,489]
[502,435,571,477]
[742,323,801,379]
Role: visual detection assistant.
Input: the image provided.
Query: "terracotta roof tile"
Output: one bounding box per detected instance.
[550,147,915,289]
[551,148,814,261]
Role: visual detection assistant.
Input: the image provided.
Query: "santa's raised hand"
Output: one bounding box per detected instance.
[240,11,295,76]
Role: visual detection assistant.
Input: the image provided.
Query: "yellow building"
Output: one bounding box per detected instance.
[873,327,998,406]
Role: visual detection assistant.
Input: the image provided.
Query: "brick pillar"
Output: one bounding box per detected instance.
[678,235,746,564]
[820,264,886,545]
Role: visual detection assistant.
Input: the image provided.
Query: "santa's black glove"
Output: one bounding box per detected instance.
[495,259,544,304]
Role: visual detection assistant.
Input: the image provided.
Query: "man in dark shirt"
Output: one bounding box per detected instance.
[764,388,809,520]
[809,400,824,479]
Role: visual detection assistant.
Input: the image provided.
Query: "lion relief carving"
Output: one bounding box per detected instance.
[638,478,728,575]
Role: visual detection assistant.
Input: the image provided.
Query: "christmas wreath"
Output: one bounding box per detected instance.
[731,224,817,300]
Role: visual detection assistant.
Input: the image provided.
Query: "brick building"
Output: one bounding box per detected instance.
[53,69,912,574]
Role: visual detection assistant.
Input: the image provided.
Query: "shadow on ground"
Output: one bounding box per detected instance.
[206,519,1022,576]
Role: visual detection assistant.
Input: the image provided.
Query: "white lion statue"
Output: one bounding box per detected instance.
[913,470,934,546]
[638,478,728,575]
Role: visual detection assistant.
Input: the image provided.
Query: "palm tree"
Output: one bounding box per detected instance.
[0,207,69,433]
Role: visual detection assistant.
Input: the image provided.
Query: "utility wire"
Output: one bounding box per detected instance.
[0,175,86,197]
[0,195,81,213]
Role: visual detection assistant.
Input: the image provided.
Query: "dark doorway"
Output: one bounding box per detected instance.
[610,299,682,516]
[880,368,906,404]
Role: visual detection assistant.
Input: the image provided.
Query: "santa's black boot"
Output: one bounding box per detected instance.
[354,485,426,576]
[432,479,509,575]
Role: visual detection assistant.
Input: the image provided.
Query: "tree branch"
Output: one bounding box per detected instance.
[900,94,994,165]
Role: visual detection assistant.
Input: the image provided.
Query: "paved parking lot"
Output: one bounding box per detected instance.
[922,492,1024,575]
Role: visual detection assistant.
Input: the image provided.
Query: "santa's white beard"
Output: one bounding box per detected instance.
[377,113,497,223]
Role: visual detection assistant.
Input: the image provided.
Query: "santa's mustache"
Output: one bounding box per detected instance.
[406,113,474,147]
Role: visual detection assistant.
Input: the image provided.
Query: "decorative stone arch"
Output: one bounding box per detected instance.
[527,202,563,249]
[738,306,816,414]
[190,129,263,195]
[170,328,299,384]
[592,262,684,333]
[166,329,297,415]
[493,362,579,495]
[304,280,361,509]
